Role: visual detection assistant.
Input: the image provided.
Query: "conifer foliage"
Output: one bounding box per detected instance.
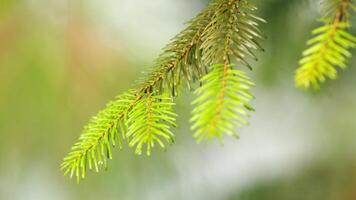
[125,93,177,156]
[191,64,255,142]
[296,0,356,90]
[61,0,265,182]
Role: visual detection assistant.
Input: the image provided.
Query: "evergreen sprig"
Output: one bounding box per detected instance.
[191,64,255,142]
[201,1,265,66]
[296,0,356,90]
[126,92,177,156]
[191,0,264,141]
[61,0,265,182]
[60,90,137,182]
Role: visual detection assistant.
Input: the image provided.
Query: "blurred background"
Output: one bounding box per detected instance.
[0,0,356,199]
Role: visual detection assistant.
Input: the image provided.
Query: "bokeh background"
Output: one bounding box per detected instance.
[1,0,356,199]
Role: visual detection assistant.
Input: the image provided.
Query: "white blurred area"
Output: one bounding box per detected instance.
[86,0,206,59]
[137,88,322,200]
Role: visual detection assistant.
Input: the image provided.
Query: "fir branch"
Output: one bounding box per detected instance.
[191,64,254,142]
[60,90,137,182]
[61,0,266,181]
[137,0,221,96]
[61,0,233,181]
[126,93,177,155]
[191,0,264,142]
[201,0,265,68]
[296,0,356,90]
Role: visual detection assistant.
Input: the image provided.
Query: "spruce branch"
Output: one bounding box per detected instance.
[191,0,264,142]
[61,0,266,182]
[191,64,255,142]
[126,92,177,156]
[61,0,225,181]
[201,0,265,67]
[296,0,356,90]
[60,90,137,182]
[137,0,221,95]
